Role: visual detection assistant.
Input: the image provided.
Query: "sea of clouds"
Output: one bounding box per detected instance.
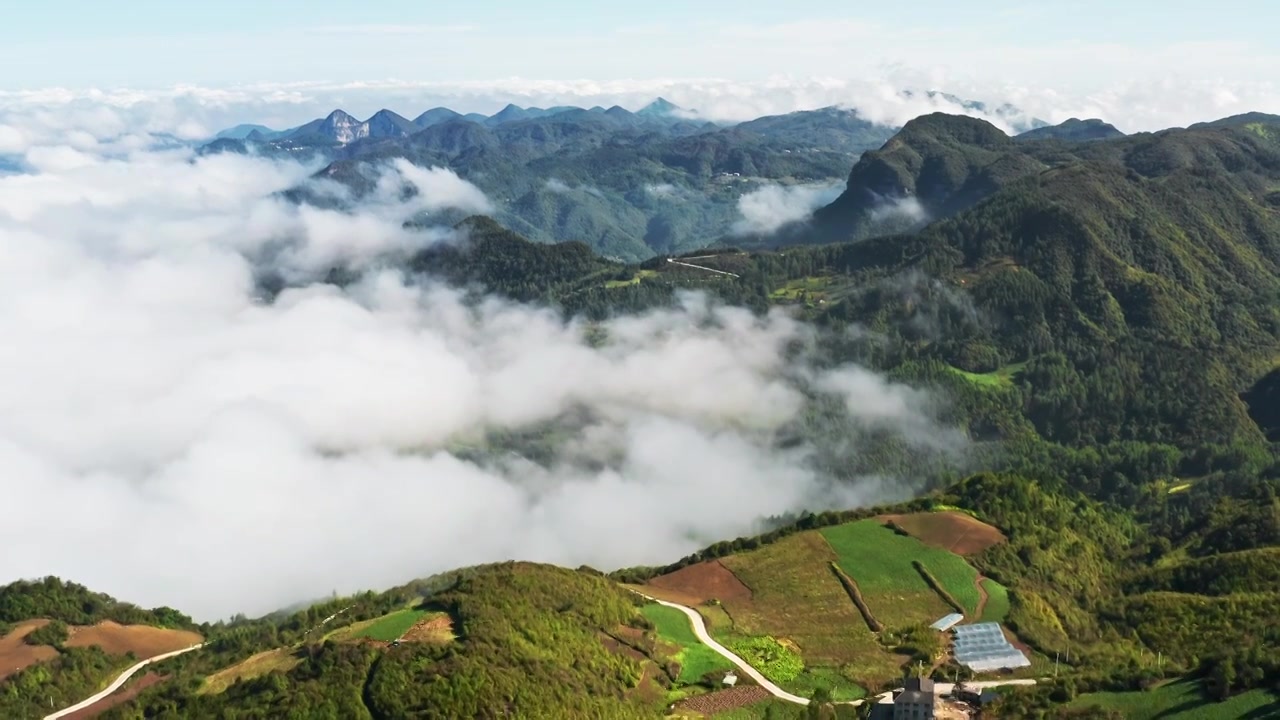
[0,98,970,620]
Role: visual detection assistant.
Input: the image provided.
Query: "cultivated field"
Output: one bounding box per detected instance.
[353,608,432,643]
[1071,679,1280,719]
[672,685,771,716]
[647,561,753,606]
[200,649,302,695]
[719,531,900,685]
[641,604,733,684]
[979,578,1011,623]
[820,520,982,626]
[64,621,203,659]
[0,620,59,679]
[879,511,1007,556]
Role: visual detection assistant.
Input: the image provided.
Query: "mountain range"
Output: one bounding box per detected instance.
[6,107,1280,719]
[202,97,1080,262]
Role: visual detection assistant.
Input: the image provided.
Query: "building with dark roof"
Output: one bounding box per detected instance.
[893,677,936,720]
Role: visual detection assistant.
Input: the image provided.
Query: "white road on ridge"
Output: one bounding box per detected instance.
[44,643,204,720]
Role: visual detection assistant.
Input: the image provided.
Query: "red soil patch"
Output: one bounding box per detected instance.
[65,621,203,659]
[879,511,1007,556]
[400,614,455,644]
[647,560,753,605]
[62,672,167,720]
[675,686,771,715]
[0,619,59,679]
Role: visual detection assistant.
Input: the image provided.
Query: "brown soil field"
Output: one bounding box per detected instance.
[647,560,753,605]
[0,619,59,679]
[401,613,456,644]
[63,672,168,720]
[65,621,203,659]
[675,686,771,715]
[880,511,1007,555]
[720,533,901,683]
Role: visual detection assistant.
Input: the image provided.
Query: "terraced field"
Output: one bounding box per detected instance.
[717,532,901,685]
[820,520,982,626]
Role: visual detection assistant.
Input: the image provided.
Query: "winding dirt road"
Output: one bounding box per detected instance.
[635,591,1037,707]
[639,594,813,704]
[44,643,203,720]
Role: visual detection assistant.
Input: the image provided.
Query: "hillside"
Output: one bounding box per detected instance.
[5,471,1276,719]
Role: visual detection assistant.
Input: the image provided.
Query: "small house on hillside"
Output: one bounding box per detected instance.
[893,677,936,720]
[722,671,738,687]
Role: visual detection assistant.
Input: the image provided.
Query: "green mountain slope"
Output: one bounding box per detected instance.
[6,470,1271,718]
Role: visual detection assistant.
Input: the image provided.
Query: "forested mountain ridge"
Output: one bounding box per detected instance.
[806,111,1280,245]
[209,104,898,261]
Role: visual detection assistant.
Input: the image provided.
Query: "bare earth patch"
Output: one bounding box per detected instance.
[0,619,58,679]
[62,672,167,720]
[400,613,456,644]
[879,511,1007,556]
[647,560,753,605]
[675,686,771,715]
[66,621,203,659]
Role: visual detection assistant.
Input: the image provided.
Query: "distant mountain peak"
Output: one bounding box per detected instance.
[639,97,681,116]
[1016,117,1124,142]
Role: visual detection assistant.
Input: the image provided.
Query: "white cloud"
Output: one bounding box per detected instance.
[0,124,26,153]
[392,160,493,214]
[0,142,957,621]
[1,75,1277,146]
[544,177,603,198]
[732,181,845,235]
[645,183,679,199]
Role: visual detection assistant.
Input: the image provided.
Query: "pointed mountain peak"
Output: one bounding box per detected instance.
[638,97,681,116]
[324,109,357,123]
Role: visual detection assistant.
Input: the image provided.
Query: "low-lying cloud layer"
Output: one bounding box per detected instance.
[732,181,844,235]
[3,74,1278,158]
[0,132,961,621]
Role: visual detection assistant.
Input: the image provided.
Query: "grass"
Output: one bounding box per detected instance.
[979,578,1011,623]
[642,604,734,685]
[603,269,657,288]
[819,520,982,626]
[719,532,901,685]
[1071,678,1280,719]
[944,360,1028,389]
[727,636,803,683]
[200,648,302,695]
[353,608,430,642]
[768,276,832,302]
[784,666,868,702]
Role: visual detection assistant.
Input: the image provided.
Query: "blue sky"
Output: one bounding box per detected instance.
[1,0,1276,89]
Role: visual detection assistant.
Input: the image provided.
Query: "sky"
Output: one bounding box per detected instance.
[0,1,1278,133]
[1,0,1277,89]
